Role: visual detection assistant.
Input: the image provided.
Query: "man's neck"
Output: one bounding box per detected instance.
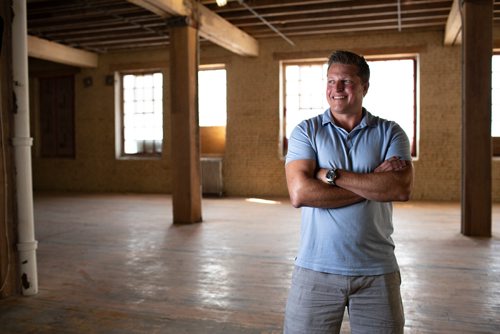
[331,109,364,132]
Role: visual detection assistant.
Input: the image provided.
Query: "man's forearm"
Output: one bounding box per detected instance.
[289,177,364,208]
[285,160,364,209]
[327,167,413,202]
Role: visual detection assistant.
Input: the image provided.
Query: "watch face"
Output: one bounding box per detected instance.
[326,169,336,183]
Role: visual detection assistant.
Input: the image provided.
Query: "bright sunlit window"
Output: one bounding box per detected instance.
[283,58,416,156]
[492,55,500,137]
[121,72,163,156]
[284,62,329,138]
[198,67,227,127]
[363,59,415,154]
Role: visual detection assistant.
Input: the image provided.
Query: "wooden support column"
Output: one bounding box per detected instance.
[169,18,202,224]
[0,0,20,297]
[461,0,492,237]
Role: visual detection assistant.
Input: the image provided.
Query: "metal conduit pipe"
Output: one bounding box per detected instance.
[12,0,38,296]
[237,0,295,46]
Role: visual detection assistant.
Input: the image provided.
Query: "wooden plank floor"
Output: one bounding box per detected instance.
[0,193,499,333]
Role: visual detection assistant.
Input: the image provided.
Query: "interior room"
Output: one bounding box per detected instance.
[0,0,499,333]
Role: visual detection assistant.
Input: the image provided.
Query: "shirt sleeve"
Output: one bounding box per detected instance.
[285,121,317,165]
[385,121,412,161]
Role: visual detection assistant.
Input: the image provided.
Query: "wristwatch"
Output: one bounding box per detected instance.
[325,168,338,186]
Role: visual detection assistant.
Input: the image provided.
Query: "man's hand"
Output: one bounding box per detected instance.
[374,156,410,173]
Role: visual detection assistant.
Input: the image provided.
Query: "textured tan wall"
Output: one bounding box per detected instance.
[30,30,500,201]
[31,51,173,193]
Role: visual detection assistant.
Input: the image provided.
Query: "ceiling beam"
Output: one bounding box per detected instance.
[27,35,99,68]
[444,0,462,46]
[196,4,259,56]
[127,0,187,17]
[126,0,259,56]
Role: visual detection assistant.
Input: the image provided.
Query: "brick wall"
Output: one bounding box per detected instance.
[30,30,500,202]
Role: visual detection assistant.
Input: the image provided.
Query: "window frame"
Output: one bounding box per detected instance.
[198,64,228,157]
[117,69,164,159]
[364,56,418,157]
[280,56,418,158]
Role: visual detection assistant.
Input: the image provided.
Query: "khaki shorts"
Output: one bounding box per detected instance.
[284,266,405,334]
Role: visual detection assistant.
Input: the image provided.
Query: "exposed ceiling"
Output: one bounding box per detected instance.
[26,0,500,54]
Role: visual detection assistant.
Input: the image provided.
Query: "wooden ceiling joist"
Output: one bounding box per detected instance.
[27,35,99,68]
[127,0,259,56]
[26,0,500,54]
[444,0,462,45]
[215,0,452,20]
[197,4,259,57]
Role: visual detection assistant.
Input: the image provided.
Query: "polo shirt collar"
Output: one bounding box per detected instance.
[321,107,376,129]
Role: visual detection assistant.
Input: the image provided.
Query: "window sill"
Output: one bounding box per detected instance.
[117,155,162,161]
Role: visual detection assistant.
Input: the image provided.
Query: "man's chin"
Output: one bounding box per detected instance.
[329,107,349,114]
[329,107,362,116]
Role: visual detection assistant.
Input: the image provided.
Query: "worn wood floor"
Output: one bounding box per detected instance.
[0,193,499,333]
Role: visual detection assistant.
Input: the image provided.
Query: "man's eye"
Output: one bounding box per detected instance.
[343,80,353,85]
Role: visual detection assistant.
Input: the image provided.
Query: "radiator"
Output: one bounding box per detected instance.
[201,157,223,196]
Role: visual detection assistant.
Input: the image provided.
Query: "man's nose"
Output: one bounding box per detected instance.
[335,81,344,91]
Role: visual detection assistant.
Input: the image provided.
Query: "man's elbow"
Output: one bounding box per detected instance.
[393,169,413,202]
[288,185,307,208]
[395,182,413,202]
[396,191,411,202]
[290,200,302,208]
[289,190,304,208]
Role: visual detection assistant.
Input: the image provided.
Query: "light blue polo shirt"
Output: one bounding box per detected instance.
[286,108,411,275]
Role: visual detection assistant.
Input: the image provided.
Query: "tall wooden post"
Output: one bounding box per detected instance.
[461,0,492,237]
[169,18,202,224]
[0,0,20,297]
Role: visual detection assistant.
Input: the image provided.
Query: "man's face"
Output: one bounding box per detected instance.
[326,63,369,117]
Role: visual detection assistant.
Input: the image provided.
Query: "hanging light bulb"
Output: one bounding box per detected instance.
[216,0,227,7]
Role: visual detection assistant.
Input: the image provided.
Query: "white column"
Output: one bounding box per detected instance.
[12,0,38,295]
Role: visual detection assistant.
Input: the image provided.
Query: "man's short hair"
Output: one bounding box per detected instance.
[327,50,370,84]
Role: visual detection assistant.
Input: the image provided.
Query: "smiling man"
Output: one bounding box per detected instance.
[283,50,413,334]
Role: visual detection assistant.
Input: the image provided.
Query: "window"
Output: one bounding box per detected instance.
[493,55,500,136]
[120,72,163,157]
[283,62,329,140]
[363,58,416,156]
[198,67,227,127]
[282,57,417,157]
[198,66,227,156]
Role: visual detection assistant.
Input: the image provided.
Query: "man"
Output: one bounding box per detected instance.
[283,50,413,333]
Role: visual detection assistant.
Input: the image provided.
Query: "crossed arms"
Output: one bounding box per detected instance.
[285,157,413,209]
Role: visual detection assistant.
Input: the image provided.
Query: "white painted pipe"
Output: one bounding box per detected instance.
[12,0,38,296]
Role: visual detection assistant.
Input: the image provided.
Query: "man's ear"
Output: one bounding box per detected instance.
[363,82,370,96]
